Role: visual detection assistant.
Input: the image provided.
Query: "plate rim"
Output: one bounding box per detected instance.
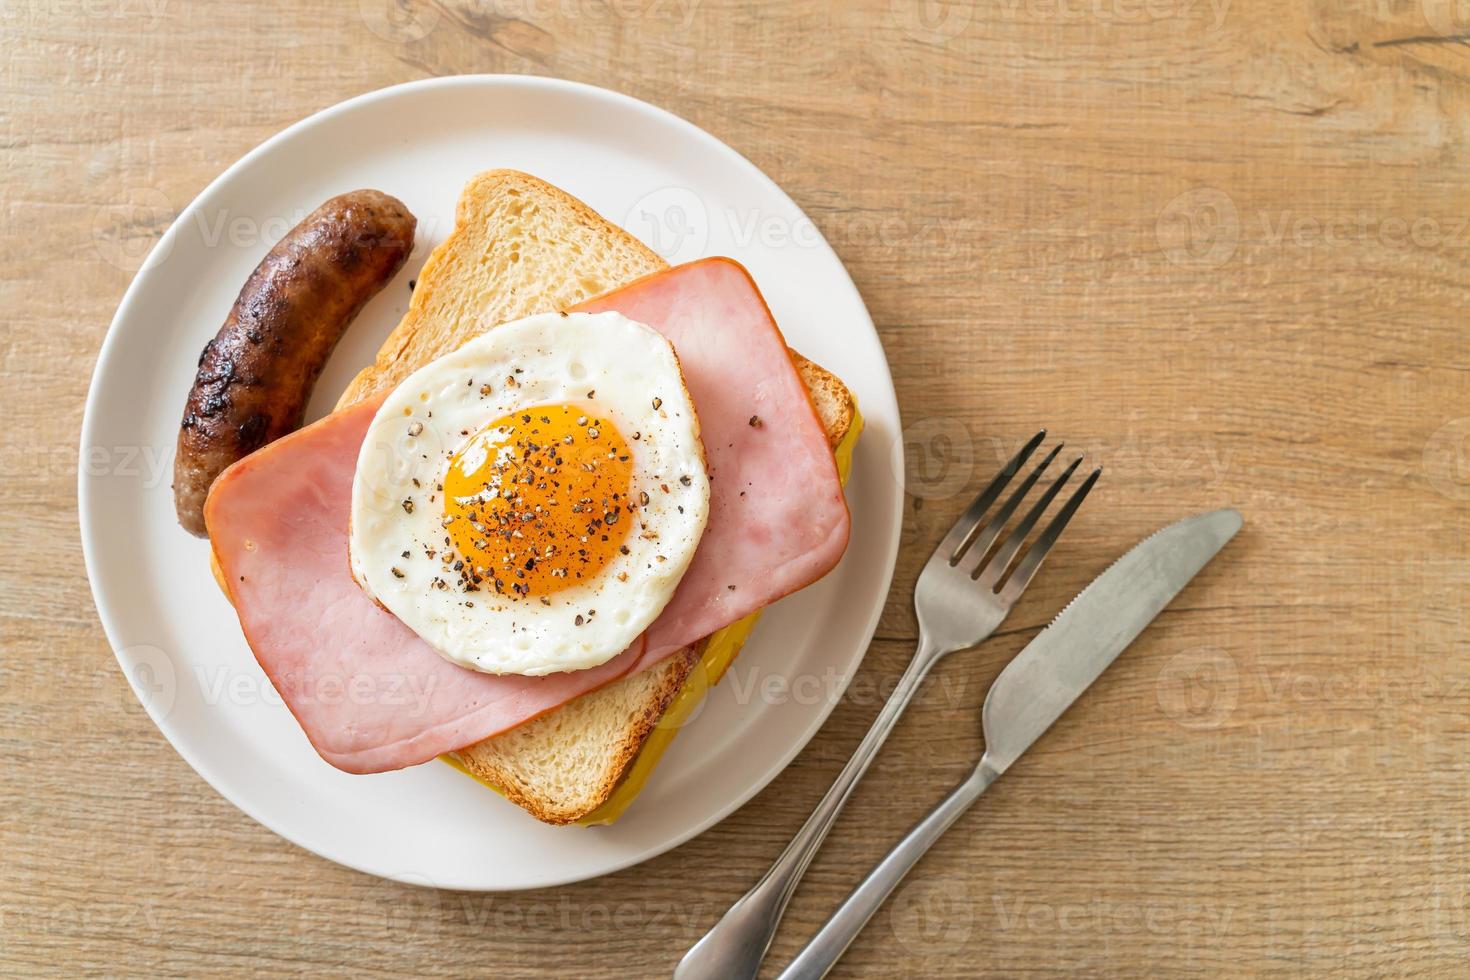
[78,73,903,890]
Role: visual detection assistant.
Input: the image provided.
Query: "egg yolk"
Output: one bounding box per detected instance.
[442,404,633,599]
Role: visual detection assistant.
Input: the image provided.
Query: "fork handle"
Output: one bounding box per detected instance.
[775,760,1000,980]
[674,642,944,980]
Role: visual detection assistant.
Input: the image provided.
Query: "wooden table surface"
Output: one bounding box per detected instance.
[6,1,1469,975]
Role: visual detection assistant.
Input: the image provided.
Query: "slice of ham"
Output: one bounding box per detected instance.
[206,257,849,773]
[579,259,850,667]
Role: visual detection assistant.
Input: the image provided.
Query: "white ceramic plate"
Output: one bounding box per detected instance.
[79,75,902,891]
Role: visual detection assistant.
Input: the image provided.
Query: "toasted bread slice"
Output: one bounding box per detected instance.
[340,170,855,823]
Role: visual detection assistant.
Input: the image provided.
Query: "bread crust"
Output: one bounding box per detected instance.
[453,648,701,824]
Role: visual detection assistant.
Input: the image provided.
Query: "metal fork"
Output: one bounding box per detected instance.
[675,430,1100,980]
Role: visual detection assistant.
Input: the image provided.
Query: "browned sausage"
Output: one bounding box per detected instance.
[173,190,416,535]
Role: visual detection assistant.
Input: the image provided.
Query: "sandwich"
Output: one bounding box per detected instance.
[189,170,860,825]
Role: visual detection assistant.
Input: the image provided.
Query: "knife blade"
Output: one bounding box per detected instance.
[980,506,1243,774]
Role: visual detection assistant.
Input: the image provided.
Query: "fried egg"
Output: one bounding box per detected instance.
[349,311,710,676]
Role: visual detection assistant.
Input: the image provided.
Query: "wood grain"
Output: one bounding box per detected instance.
[4,0,1469,975]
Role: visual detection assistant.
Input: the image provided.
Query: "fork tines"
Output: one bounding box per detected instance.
[946,430,1100,600]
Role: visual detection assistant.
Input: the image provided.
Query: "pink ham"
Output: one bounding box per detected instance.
[579,258,850,664]
[206,257,849,773]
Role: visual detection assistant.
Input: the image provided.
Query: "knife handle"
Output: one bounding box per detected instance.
[775,759,1000,980]
[674,644,944,980]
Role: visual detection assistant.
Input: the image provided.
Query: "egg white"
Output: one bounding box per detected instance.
[349,311,710,676]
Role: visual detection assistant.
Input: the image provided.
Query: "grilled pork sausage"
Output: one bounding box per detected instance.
[174,189,415,535]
